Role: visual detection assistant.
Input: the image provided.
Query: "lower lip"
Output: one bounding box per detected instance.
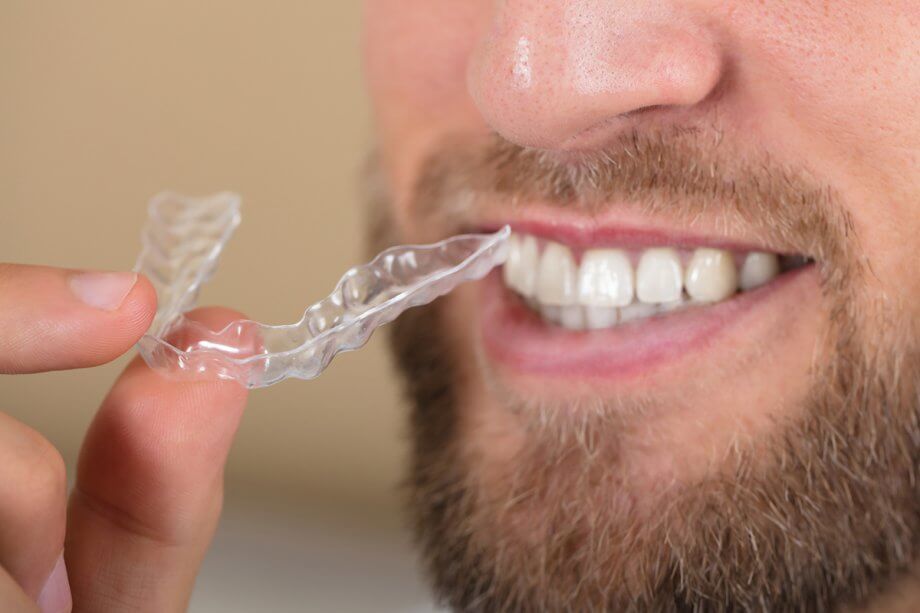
[478,266,815,380]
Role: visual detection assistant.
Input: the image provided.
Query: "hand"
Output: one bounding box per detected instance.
[0,264,250,612]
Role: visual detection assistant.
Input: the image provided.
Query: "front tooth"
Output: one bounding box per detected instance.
[658,297,688,313]
[536,242,578,306]
[540,304,563,325]
[585,306,619,329]
[578,249,634,307]
[685,248,738,302]
[739,252,780,290]
[619,302,659,323]
[559,305,585,330]
[636,248,683,304]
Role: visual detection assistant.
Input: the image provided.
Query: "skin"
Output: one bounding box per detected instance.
[0,2,916,611]
[362,0,920,609]
[0,266,250,612]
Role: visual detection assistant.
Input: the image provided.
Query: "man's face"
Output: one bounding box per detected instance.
[362,2,920,610]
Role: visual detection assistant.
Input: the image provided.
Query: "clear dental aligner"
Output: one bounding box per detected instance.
[134,192,510,388]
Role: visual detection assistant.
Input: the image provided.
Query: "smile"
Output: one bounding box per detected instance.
[502,231,810,330]
[477,219,816,381]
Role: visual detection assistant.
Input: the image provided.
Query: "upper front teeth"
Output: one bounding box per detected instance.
[578,249,634,307]
[502,233,783,329]
[636,248,683,304]
[536,242,578,305]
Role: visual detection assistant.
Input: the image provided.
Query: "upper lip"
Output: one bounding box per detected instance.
[471,203,796,255]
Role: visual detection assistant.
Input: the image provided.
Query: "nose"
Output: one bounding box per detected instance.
[468,0,725,150]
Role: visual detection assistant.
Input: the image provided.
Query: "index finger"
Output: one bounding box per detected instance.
[0,264,156,374]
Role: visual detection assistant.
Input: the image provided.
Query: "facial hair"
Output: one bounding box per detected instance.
[366,130,920,611]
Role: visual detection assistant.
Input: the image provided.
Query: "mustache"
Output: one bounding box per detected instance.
[406,129,861,280]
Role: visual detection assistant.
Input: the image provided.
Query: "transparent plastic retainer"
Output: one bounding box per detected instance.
[134,192,509,388]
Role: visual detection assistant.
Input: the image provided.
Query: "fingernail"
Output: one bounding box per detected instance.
[37,553,72,613]
[69,271,137,311]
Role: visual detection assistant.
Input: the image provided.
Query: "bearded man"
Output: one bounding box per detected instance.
[363,1,920,610]
[0,2,917,612]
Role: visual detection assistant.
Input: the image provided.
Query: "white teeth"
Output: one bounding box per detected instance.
[658,297,689,313]
[503,234,539,297]
[501,233,790,331]
[584,306,619,329]
[739,252,780,291]
[578,249,634,307]
[559,305,586,330]
[540,304,562,324]
[636,248,683,304]
[619,302,659,323]
[536,241,578,306]
[685,248,738,302]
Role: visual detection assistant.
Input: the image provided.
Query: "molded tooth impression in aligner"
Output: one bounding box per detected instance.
[134,192,510,388]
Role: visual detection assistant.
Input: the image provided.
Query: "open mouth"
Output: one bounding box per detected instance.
[502,231,811,331]
[476,219,816,380]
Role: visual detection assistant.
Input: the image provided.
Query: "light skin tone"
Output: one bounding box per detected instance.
[363,0,920,610]
[1,2,916,611]
[0,266,249,612]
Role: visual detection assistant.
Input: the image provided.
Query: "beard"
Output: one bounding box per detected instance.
[366,130,920,611]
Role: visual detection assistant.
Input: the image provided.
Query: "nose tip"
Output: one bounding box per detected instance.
[468,2,725,150]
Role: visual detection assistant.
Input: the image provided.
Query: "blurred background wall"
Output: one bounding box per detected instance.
[0,3,435,611]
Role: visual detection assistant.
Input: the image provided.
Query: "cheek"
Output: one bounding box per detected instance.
[730,2,918,173]
[730,2,920,309]
[363,1,489,226]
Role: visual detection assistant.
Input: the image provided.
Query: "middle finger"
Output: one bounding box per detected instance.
[0,411,68,601]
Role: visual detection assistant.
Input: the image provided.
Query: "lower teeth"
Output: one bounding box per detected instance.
[503,232,813,332]
[534,298,691,331]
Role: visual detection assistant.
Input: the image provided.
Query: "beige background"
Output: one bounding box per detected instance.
[0,3,434,611]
